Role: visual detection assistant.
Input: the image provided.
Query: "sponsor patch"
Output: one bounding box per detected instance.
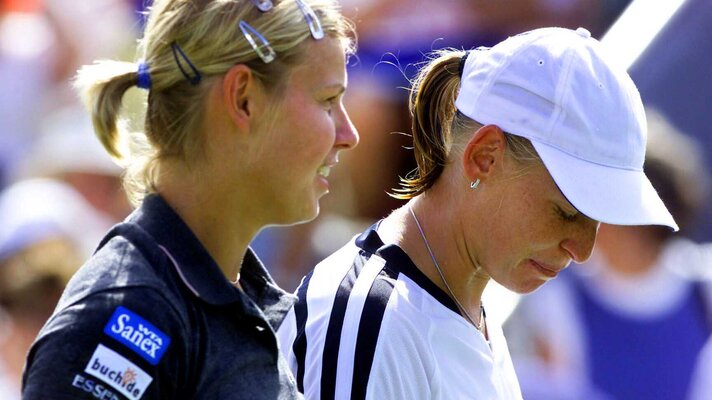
[104,306,170,365]
[84,344,153,400]
[71,374,121,400]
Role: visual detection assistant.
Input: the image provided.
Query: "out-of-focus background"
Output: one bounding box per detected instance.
[0,0,710,399]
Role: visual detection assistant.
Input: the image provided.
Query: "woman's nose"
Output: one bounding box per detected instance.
[335,105,359,150]
[561,217,600,263]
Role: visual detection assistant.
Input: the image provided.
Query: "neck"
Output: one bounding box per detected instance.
[157,165,260,282]
[382,196,490,323]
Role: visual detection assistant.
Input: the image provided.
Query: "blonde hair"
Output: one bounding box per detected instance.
[75,0,355,205]
[392,49,541,199]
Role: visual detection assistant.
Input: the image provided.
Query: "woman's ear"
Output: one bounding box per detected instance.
[222,64,259,131]
[462,124,507,183]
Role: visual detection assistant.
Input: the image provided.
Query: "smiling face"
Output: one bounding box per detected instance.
[470,160,599,294]
[251,37,359,225]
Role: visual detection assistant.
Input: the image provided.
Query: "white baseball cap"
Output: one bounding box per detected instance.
[455,27,678,230]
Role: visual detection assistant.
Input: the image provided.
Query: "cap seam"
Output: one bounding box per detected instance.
[547,44,577,138]
[468,33,543,113]
[532,139,643,171]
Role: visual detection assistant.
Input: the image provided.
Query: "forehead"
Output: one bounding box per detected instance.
[286,37,347,88]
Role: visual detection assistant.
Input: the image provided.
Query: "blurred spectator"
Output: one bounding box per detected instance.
[0,179,101,399]
[504,109,712,400]
[18,106,131,222]
[0,179,114,261]
[0,0,72,187]
[627,0,712,241]
[0,0,136,189]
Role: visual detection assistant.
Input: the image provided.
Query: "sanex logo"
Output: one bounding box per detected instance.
[104,306,171,365]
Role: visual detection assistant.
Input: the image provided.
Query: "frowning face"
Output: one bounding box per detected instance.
[469,162,599,294]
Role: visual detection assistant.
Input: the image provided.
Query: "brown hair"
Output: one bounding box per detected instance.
[75,0,355,205]
[392,49,541,199]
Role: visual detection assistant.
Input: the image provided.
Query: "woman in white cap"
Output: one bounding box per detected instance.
[277,27,678,399]
[22,0,358,399]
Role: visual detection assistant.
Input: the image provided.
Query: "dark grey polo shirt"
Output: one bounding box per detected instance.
[22,195,302,399]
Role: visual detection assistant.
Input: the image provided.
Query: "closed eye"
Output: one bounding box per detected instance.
[319,84,346,114]
[323,95,341,114]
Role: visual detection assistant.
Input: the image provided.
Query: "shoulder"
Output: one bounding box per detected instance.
[663,238,712,281]
[23,286,190,399]
[284,223,488,399]
[43,218,189,344]
[22,221,194,399]
[56,221,179,312]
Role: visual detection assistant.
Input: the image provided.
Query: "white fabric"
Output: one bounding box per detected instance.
[454,27,677,230]
[278,234,522,400]
[333,253,387,398]
[365,274,522,400]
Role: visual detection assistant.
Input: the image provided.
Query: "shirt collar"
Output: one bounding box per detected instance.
[128,195,296,326]
[354,221,461,316]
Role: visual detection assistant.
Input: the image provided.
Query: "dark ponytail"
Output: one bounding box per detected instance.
[391,49,466,199]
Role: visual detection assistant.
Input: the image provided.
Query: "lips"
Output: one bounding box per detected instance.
[530,259,563,278]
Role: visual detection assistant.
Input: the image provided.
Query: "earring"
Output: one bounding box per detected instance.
[470,179,481,190]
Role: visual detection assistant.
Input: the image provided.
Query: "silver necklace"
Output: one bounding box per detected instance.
[408,205,484,332]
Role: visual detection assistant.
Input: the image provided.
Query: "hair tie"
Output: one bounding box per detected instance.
[137,61,152,90]
[458,51,470,78]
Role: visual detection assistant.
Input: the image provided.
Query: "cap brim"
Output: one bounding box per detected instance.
[531,141,679,231]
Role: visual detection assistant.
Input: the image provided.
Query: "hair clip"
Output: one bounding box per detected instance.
[171,42,202,85]
[239,20,276,64]
[295,0,324,40]
[250,0,273,12]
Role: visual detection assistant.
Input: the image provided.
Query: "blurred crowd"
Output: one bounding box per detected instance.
[1,0,711,399]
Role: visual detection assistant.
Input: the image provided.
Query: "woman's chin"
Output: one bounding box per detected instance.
[279,202,320,227]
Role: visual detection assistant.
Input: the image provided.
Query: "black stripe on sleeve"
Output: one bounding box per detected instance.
[293,271,314,393]
[350,267,398,400]
[320,251,370,400]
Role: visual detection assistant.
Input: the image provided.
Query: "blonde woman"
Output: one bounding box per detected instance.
[277,27,678,399]
[22,0,357,399]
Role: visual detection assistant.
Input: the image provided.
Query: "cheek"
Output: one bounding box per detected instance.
[289,110,335,154]
[485,211,536,255]
[478,218,552,285]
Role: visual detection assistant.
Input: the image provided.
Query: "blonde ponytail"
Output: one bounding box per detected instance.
[75,60,138,161]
